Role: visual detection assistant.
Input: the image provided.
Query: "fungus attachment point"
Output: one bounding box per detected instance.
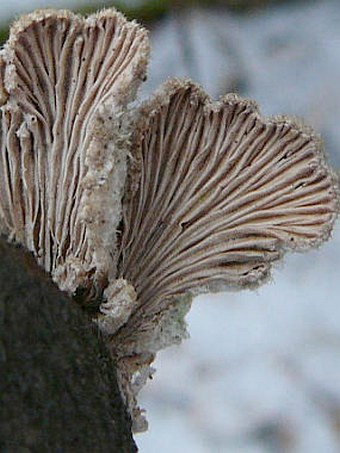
[96,278,138,335]
[0,8,149,296]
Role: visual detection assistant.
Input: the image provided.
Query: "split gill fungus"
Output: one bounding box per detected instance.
[0,8,338,432]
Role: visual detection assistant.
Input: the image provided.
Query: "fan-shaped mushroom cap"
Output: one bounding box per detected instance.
[101,79,339,429]
[110,79,339,351]
[0,9,149,295]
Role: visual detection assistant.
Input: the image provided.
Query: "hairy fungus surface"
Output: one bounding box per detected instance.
[0,8,338,435]
[0,9,149,295]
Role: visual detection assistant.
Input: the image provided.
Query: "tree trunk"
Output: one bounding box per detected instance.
[0,237,137,452]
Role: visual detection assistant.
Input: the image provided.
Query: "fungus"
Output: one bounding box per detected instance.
[0,8,338,435]
[0,8,149,297]
[101,79,339,430]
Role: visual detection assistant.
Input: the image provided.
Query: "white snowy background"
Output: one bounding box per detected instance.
[1,1,340,452]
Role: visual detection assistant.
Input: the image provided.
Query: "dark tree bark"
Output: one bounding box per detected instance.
[0,237,137,452]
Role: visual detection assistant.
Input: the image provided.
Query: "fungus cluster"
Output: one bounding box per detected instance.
[0,8,338,432]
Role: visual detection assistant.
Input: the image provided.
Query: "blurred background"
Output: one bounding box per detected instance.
[1,1,340,452]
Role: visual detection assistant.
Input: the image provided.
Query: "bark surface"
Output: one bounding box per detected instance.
[0,237,137,452]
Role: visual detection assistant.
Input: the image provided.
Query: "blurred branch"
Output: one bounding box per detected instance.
[0,0,320,45]
[77,0,170,23]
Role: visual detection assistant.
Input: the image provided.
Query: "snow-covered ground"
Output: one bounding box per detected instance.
[1,1,339,451]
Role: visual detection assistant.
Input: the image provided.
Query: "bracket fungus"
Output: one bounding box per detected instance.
[0,8,149,297]
[0,8,339,433]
